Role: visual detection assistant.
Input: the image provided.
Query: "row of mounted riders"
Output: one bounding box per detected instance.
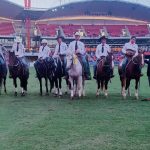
[0,49,144,99]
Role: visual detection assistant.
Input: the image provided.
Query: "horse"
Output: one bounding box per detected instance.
[34,58,50,96]
[118,51,144,99]
[66,53,85,99]
[47,57,63,97]
[9,52,29,96]
[0,56,7,94]
[96,54,113,97]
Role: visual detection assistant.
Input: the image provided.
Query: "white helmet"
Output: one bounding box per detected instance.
[41,39,48,44]
[15,37,22,43]
[75,32,81,36]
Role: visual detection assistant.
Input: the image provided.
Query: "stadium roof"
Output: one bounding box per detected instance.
[1,0,150,22]
[7,0,150,9]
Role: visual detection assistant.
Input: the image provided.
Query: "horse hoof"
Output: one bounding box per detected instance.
[70,97,74,100]
[105,93,108,97]
[21,92,25,97]
[59,95,62,98]
[45,93,49,96]
[136,96,139,100]
[14,92,17,96]
[123,96,126,100]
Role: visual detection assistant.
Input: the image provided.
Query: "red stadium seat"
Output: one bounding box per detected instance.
[0,22,15,35]
[127,25,149,36]
[82,25,102,37]
[61,24,82,37]
[105,25,125,37]
[37,24,58,37]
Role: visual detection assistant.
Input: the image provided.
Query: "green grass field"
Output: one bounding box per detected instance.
[0,67,150,150]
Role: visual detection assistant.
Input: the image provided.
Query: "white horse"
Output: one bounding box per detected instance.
[66,53,85,99]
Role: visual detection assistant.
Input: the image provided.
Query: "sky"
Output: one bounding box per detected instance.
[7,0,150,9]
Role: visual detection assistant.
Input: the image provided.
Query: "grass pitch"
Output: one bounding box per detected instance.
[0,68,150,150]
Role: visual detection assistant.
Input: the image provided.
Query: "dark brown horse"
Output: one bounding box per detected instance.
[96,54,113,97]
[9,52,29,96]
[118,51,144,99]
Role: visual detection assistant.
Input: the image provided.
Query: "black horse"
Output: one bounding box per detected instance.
[0,56,7,94]
[9,52,29,96]
[47,57,63,96]
[34,56,63,96]
[34,57,55,96]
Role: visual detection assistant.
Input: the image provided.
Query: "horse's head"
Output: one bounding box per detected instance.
[46,57,55,69]
[132,49,144,66]
[105,53,113,65]
[66,52,73,70]
[9,52,17,66]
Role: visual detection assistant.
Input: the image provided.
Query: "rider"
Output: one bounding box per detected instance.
[34,39,51,73]
[53,35,67,76]
[0,42,7,71]
[68,32,91,80]
[9,38,28,78]
[120,36,143,76]
[93,36,114,79]
[37,39,51,60]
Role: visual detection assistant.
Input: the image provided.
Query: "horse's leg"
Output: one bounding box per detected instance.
[54,78,58,96]
[128,87,131,96]
[125,78,131,98]
[38,78,42,96]
[58,77,62,96]
[0,78,2,95]
[3,77,7,94]
[121,78,126,98]
[45,77,49,95]
[75,80,78,97]
[104,79,109,97]
[69,77,74,99]
[49,79,54,93]
[96,78,100,96]
[101,80,105,93]
[135,78,139,100]
[13,78,18,96]
[20,78,25,96]
[77,76,82,98]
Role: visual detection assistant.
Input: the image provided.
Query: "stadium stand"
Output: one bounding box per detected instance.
[0,22,15,35]
[127,25,149,37]
[105,25,125,37]
[37,24,58,37]
[82,25,102,37]
[61,24,82,37]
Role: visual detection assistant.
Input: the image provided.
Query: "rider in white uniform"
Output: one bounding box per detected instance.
[53,35,68,76]
[68,32,91,80]
[38,39,51,60]
[9,38,28,78]
[120,36,143,76]
[93,36,114,79]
